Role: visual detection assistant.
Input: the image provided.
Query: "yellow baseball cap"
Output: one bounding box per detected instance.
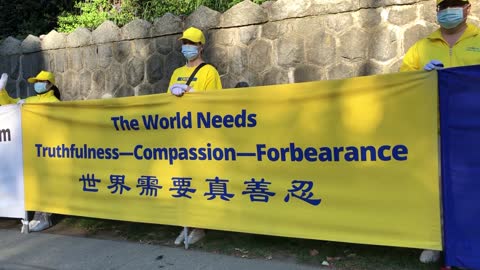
[179,27,206,45]
[437,0,468,5]
[28,70,55,84]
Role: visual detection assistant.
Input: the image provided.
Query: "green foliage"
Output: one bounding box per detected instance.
[57,0,272,33]
[57,0,137,32]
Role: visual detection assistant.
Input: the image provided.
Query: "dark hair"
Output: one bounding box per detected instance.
[235,81,250,88]
[51,85,61,100]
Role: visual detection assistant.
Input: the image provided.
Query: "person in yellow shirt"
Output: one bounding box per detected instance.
[0,71,60,233]
[168,27,222,96]
[0,71,61,104]
[401,0,479,264]
[167,27,222,246]
[401,0,480,72]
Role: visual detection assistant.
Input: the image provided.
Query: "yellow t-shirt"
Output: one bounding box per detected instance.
[401,23,480,71]
[168,64,222,92]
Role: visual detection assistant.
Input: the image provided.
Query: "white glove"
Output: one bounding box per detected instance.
[424,60,444,71]
[0,73,8,90]
[169,84,189,97]
[17,99,25,105]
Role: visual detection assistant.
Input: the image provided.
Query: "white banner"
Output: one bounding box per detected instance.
[0,104,24,218]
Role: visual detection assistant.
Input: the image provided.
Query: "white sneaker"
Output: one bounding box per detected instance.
[29,212,52,232]
[186,229,205,245]
[419,249,440,263]
[174,229,186,245]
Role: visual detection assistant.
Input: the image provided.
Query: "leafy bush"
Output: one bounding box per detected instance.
[57,0,136,32]
[57,0,272,33]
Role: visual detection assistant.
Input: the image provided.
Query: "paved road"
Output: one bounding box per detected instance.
[0,229,319,270]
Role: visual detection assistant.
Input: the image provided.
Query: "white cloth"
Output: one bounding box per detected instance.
[0,73,8,90]
[170,84,188,96]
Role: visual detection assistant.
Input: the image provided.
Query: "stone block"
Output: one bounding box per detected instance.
[306,31,336,66]
[42,30,66,50]
[78,70,92,98]
[133,39,154,58]
[358,8,382,28]
[248,40,272,73]
[125,57,145,86]
[113,41,132,63]
[82,47,97,71]
[137,83,154,96]
[106,63,123,94]
[21,53,42,79]
[97,44,114,68]
[261,67,288,86]
[204,46,228,76]
[152,79,170,94]
[146,54,164,83]
[338,28,369,60]
[67,48,83,71]
[0,55,20,80]
[122,19,152,39]
[388,6,418,26]
[327,62,356,80]
[210,29,238,46]
[276,35,304,67]
[269,0,312,21]
[294,64,324,83]
[185,6,220,30]
[403,24,432,54]
[67,28,92,48]
[238,26,259,46]
[220,0,267,27]
[368,26,399,62]
[165,51,185,80]
[92,70,106,96]
[228,46,248,75]
[155,36,176,55]
[152,13,183,36]
[93,21,121,44]
[114,84,134,97]
[21,35,41,54]
[54,49,67,73]
[0,37,21,56]
[325,13,353,34]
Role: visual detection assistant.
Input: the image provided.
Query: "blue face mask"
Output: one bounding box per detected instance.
[181,45,200,61]
[437,7,465,29]
[34,82,49,94]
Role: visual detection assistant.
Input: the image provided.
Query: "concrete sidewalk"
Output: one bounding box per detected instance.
[0,229,319,270]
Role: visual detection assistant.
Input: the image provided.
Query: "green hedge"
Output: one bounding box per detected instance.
[57,0,271,33]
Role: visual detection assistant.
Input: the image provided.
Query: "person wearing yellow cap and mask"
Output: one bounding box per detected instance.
[401,0,480,71]
[402,0,479,264]
[167,27,222,246]
[0,71,61,104]
[168,27,222,97]
[0,71,61,233]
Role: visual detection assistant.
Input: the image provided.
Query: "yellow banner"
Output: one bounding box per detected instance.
[22,71,441,250]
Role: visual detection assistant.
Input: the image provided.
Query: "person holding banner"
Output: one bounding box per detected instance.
[167,27,222,245]
[0,71,61,104]
[401,0,479,263]
[168,27,222,97]
[0,71,61,232]
[400,0,480,72]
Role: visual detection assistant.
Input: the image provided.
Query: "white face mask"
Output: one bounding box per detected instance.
[34,82,49,94]
[181,45,200,61]
[437,7,465,29]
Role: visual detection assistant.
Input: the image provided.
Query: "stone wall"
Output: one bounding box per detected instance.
[1,0,479,100]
